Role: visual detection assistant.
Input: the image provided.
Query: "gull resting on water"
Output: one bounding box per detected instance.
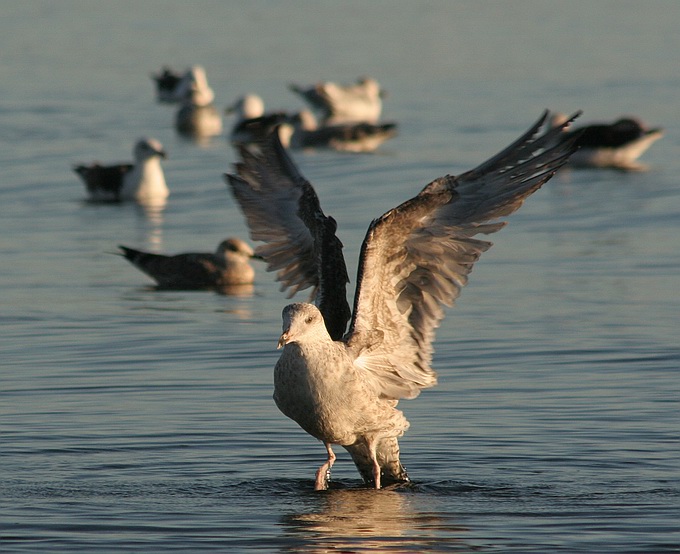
[118,238,260,290]
[550,112,663,171]
[73,138,168,204]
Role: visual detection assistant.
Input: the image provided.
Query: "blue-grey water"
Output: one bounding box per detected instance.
[2,1,679,552]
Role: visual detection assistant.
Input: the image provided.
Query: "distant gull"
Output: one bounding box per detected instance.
[175,67,222,138]
[225,94,289,145]
[151,66,189,103]
[73,138,169,203]
[286,109,398,153]
[289,76,385,125]
[550,112,663,171]
[225,110,581,489]
[118,238,260,289]
[229,103,397,153]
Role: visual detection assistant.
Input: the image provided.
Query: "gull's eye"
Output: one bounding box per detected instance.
[305,316,314,324]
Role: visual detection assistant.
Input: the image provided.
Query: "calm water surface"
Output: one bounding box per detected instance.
[2,2,679,552]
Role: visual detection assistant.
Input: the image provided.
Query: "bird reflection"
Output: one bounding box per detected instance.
[215,283,255,298]
[134,200,166,248]
[281,488,467,552]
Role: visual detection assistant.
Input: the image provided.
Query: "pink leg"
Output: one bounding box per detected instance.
[368,440,381,489]
[314,442,336,491]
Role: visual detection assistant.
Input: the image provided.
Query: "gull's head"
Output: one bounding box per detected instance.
[179,66,215,106]
[226,94,265,120]
[217,237,256,260]
[357,76,382,98]
[133,138,167,161]
[277,303,327,349]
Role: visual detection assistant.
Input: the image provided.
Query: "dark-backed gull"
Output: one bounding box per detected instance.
[73,138,168,203]
[550,112,663,171]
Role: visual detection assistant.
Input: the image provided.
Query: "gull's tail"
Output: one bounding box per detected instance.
[344,437,410,488]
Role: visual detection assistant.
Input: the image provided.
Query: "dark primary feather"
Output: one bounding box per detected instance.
[345,110,581,400]
[225,127,351,340]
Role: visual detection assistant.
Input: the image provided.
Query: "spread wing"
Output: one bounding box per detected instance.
[224,124,351,340]
[345,110,582,400]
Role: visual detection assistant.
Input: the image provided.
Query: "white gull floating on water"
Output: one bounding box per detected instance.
[550,112,663,171]
[73,138,169,204]
[118,238,260,290]
[289,76,386,125]
[174,67,222,139]
[225,110,581,490]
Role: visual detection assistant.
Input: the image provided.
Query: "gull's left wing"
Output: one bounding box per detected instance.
[345,111,582,400]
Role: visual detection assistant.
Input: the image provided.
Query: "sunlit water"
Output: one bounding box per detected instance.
[2,2,679,552]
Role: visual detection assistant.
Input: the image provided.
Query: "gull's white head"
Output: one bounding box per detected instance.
[277,303,327,349]
[228,94,265,120]
[217,237,255,259]
[133,138,167,161]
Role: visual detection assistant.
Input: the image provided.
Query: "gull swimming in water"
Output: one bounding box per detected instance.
[225,94,292,145]
[118,238,260,290]
[225,110,581,490]
[73,138,169,204]
[289,76,386,125]
[550,112,663,171]
[151,66,190,103]
[175,67,222,139]
[231,108,397,153]
[286,109,398,153]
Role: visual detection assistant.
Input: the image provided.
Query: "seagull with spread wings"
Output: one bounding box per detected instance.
[225,110,581,490]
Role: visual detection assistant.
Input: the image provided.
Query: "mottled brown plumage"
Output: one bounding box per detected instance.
[227,110,581,489]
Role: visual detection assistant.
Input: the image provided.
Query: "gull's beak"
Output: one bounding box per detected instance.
[277,332,289,349]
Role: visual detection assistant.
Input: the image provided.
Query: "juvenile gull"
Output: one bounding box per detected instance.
[226,111,581,489]
[73,138,169,203]
[289,76,385,125]
[118,238,259,289]
[550,112,663,171]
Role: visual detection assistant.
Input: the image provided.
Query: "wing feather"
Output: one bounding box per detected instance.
[346,111,582,400]
[225,125,351,339]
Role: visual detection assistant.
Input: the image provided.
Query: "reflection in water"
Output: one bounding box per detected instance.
[215,283,255,298]
[282,488,467,552]
[135,199,166,248]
